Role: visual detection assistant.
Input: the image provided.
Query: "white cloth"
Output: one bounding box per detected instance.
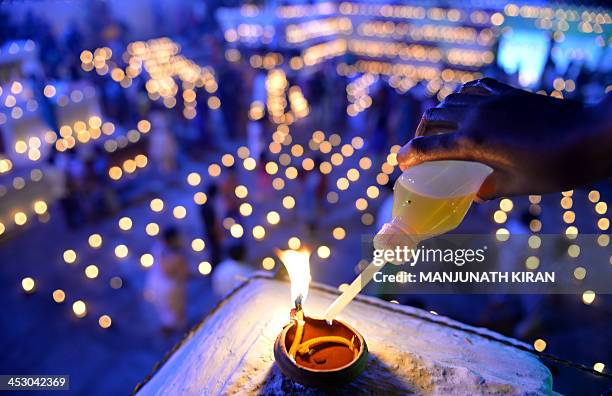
[212,259,254,297]
[145,243,186,328]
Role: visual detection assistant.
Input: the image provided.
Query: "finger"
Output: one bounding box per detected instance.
[397,134,465,171]
[478,78,516,95]
[475,173,498,201]
[415,107,465,137]
[460,78,514,95]
[423,107,466,125]
[458,85,491,96]
[415,118,457,137]
[440,93,488,108]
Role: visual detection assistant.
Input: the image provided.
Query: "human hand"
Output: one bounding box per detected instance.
[397,78,612,200]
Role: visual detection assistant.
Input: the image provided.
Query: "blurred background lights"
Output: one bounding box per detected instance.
[52,289,65,303]
[63,249,77,264]
[191,238,205,252]
[85,265,99,279]
[21,277,35,293]
[198,261,212,275]
[88,234,103,248]
[262,257,275,270]
[114,244,128,259]
[317,245,331,259]
[98,315,112,329]
[72,300,87,318]
[140,253,154,268]
[173,206,187,219]
[582,290,596,305]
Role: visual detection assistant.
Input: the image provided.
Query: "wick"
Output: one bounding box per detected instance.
[297,335,357,357]
[288,309,305,359]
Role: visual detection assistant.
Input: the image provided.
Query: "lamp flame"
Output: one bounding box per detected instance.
[277,248,311,307]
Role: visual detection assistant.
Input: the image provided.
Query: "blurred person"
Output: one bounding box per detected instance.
[149,111,178,175]
[247,117,264,163]
[200,183,223,266]
[368,84,392,154]
[299,156,327,237]
[397,78,612,199]
[212,242,254,297]
[56,149,85,228]
[219,165,240,219]
[145,226,189,333]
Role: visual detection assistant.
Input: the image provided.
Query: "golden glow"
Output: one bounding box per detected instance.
[98,315,112,329]
[573,267,586,280]
[72,300,87,318]
[493,210,507,224]
[33,200,47,215]
[208,163,221,177]
[243,157,256,170]
[85,265,99,279]
[140,253,154,268]
[267,211,280,225]
[567,244,580,258]
[118,217,133,231]
[525,256,540,270]
[63,249,77,264]
[588,190,600,203]
[565,226,578,239]
[495,228,510,242]
[582,290,596,305]
[230,223,244,238]
[528,235,541,249]
[187,172,201,186]
[317,245,331,259]
[533,339,547,352]
[288,237,301,250]
[282,196,295,209]
[198,261,212,275]
[14,212,27,226]
[173,206,187,219]
[262,257,275,270]
[235,185,248,199]
[191,238,205,252]
[150,198,164,212]
[194,192,207,205]
[222,154,235,167]
[87,234,102,249]
[355,198,368,211]
[252,225,266,240]
[499,198,513,212]
[22,277,35,293]
[52,289,65,303]
[146,222,159,236]
[114,244,128,259]
[332,227,346,240]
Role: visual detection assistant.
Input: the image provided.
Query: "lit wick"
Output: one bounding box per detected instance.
[288,295,305,359]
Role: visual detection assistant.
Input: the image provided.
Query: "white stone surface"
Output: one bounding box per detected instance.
[137,276,553,395]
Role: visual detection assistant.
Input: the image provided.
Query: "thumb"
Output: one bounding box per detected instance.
[397,133,466,171]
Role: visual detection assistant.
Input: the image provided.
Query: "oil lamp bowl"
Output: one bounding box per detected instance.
[273,316,368,388]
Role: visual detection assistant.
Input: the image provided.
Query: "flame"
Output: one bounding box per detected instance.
[277,248,311,306]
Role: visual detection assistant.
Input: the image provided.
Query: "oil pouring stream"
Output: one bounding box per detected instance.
[323,160,493,324]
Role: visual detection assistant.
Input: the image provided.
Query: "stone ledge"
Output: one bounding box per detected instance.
[136,275,553,395]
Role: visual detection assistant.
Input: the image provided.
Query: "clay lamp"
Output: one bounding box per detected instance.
[274,249,368,388]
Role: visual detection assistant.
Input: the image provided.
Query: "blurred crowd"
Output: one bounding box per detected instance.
[1,1,610,337]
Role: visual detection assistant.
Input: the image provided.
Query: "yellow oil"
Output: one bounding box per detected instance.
[392,180,476,236]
